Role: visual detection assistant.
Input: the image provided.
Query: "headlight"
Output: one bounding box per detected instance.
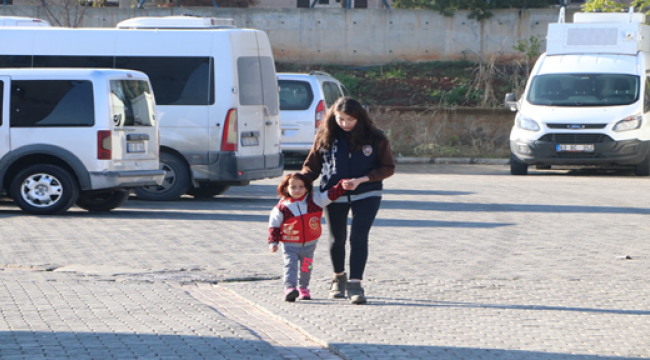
[516,114,540,131]
[613,115,642,131]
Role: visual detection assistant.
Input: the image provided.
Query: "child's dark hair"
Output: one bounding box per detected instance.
[277,172,314,198]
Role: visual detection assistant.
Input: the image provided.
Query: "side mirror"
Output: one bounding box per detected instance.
[504,93,518,112]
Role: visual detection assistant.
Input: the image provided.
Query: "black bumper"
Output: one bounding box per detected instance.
[208,152,284,183]
[511,138,650,166]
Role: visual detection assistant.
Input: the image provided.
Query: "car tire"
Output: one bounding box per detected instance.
[510,153,528,175]
[10,164,79,215]
[76,189,130,212]
[186,185,231,198]
[134,152,190,201]
[635,150,650,176]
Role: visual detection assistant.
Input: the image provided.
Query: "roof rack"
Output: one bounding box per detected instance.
[309,71,332,77]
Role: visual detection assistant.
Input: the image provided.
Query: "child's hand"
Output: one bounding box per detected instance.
[269,244,279,253]
[342,178,359,191]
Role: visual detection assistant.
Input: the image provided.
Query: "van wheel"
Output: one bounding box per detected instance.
[134,152,190,201]
[635,151,650,176]
[76,190,130,212]
[10,164,79,215]
[186,185,231,198]
[510,154,528,175]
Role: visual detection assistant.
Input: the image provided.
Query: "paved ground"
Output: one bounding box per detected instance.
[1,164,649,359]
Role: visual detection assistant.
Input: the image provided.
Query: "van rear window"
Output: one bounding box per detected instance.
[110,80,155,127]
[278,80,313,111]
[238,56,279,116]
[10,80,94,127]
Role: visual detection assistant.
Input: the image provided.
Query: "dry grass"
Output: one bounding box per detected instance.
[371,107,512,158]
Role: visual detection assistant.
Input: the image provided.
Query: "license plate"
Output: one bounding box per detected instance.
[127,141,146,153]
[241,136,259,146]
[556,144,595,152]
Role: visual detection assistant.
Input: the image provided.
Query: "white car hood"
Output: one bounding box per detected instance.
[520,103,638,124]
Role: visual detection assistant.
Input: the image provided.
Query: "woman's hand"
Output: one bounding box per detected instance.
[269,244,279,253]
[342,177,369,191]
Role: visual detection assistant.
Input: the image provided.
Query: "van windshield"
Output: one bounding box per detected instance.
[110,80,155,127]
[527,74,640,106]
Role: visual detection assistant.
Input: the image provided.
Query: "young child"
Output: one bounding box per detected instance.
[268,172,346,302]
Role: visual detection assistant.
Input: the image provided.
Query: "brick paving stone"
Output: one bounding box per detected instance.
[2,165,650,359]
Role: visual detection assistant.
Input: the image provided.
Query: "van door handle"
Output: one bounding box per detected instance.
[265,120,273,126]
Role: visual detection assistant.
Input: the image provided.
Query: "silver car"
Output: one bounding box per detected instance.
[278,71,350,156]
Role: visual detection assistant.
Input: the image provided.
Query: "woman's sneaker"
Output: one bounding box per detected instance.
[298,288,311,300]
[329,273,347,299]
[346,282,366,305]
[284,288,299,302]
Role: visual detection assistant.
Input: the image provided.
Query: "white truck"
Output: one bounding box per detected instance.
[0,15,283,199]
[507,9,650,175]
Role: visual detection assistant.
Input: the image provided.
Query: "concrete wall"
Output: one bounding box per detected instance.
[0,6,570,65]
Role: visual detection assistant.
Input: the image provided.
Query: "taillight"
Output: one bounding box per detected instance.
[97,130,112,160]
[315,100,325,129]
[221,108,238,152]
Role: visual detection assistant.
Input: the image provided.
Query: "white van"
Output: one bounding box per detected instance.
[507,9,650,176]
[0,68,164,215]
[0,15,283,200]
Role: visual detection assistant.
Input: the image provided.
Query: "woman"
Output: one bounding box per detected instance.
[302,97,395,305]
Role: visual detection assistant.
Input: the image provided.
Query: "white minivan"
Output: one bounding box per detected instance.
[507,9,650,176]
[0,15,283,200]
[0,68,164,215]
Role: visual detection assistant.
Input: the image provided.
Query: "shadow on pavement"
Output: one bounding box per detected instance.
[28,210,511,228]
[0,332,291,359]
[368,298,650,315]
[0,331,639,360]
[381,200,650,215]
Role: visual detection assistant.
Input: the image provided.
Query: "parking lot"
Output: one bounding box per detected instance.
[1,164,649,360]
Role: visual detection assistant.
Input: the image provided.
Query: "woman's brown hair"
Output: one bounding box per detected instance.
[315,97,381,151]
[277,172,314,198]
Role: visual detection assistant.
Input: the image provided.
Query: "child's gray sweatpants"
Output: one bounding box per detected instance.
[282,242,317,289]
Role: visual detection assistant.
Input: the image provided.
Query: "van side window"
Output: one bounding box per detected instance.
[0,55,31,68]
[645,77,650,113]
[10,80,94,127]
[238,57,263,106]
[34,55,114,68]
[115,57,214,106]
[278,80,314,111]
[0,80,3,126]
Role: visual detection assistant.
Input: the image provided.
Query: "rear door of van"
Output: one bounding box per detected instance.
[228,30,281,164]
[107,75,159,172]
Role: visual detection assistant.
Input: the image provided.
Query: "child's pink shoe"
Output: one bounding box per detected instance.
[298,288,311,300]
[284,288,299,302]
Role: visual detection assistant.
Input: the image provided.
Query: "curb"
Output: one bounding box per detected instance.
[395,157,510,165]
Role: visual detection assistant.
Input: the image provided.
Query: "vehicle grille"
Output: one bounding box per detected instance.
[538,133,613,144]
[546,124,607,129]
